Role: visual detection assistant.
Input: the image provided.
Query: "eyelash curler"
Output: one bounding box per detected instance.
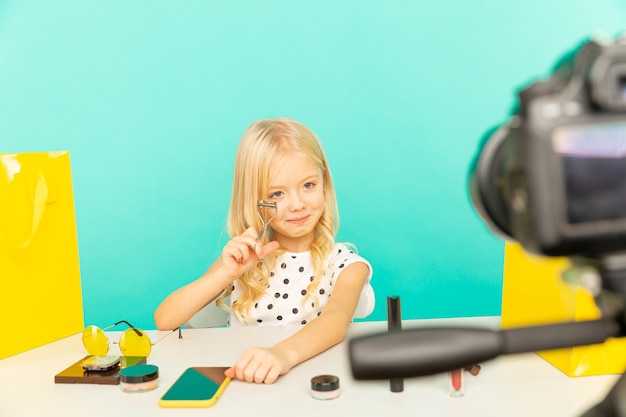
[256,200,277,243]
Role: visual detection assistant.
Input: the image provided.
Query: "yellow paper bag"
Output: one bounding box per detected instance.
[0,151,84,359]
[501,242,626,376]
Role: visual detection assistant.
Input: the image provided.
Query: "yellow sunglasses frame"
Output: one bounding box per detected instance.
[82,320,181,357]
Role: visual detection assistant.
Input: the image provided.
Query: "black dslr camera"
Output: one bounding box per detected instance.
[349,34,626,416]
[471,34,626,259]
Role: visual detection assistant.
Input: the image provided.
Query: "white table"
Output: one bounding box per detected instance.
[0,318,620,417]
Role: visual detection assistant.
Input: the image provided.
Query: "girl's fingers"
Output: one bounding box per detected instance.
[222,229,277,272]
[264,366,281,384]
[260,241,280,258]
[253,363,272,384]
[223,240,249,263]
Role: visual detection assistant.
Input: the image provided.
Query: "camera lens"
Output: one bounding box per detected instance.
[589,45,626,111]
[619,75,626,101]
[469,123,514,241]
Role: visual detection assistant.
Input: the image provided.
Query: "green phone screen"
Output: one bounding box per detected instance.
[161,367,228,401]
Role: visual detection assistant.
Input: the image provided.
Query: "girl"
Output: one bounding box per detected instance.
[154,117,373,384]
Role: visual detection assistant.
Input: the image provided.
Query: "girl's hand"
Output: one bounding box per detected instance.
[221,227,279,278]
[224,346,292,384]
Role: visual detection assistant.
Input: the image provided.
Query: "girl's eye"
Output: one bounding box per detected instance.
[303,182,315,190]
[270,191,283,199]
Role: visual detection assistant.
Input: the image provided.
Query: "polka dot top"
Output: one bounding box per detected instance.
[228,242,373,327]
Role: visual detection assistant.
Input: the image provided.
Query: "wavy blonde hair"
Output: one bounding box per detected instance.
[217,117,339,324]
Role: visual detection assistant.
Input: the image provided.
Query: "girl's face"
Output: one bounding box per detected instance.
[266,154,325,252]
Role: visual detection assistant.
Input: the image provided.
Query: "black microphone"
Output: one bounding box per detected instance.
[349,319,620,380]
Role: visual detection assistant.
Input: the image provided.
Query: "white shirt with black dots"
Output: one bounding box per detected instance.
[229,242,373,326]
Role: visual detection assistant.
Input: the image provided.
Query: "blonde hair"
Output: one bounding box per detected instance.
[217,117,339,324]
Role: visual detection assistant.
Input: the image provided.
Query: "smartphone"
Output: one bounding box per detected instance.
[158,367,231,408]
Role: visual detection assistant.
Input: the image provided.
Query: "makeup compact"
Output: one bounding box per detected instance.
[119,364,159,393]
[310,374,340,400]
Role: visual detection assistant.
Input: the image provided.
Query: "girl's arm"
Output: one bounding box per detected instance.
[153,258,233,330]
[154,228,280,330]
[225,261,370,383]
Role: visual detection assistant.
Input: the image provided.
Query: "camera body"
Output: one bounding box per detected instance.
[471,35,626,257]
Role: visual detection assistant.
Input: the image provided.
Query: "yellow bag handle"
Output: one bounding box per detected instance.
[0,171,49,249]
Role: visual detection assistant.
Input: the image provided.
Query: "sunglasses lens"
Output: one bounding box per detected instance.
[82,326,109,355]
[119,329,151,357]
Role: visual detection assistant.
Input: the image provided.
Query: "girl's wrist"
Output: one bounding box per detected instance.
[272,343,299,370]
[208,259,239,286]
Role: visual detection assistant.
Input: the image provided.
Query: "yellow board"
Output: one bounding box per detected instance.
[0,151,84,359]
[502,242,626,376]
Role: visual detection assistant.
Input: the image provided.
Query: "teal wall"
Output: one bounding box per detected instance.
[1,1,624,330]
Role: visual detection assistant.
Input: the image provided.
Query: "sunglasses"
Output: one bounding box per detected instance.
[82,320,182,357]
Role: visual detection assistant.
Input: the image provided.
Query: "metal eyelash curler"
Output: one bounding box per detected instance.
[256,200,277,244]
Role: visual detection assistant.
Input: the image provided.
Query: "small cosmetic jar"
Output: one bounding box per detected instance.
[119,364,159,393]
[310,374,340,400]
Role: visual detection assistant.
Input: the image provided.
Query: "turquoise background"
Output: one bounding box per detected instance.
[1,1,624,330]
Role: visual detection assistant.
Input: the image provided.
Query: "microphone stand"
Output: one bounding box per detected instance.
[349,318,626,416]
[349,318,621,380]
[349,256,626,416]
